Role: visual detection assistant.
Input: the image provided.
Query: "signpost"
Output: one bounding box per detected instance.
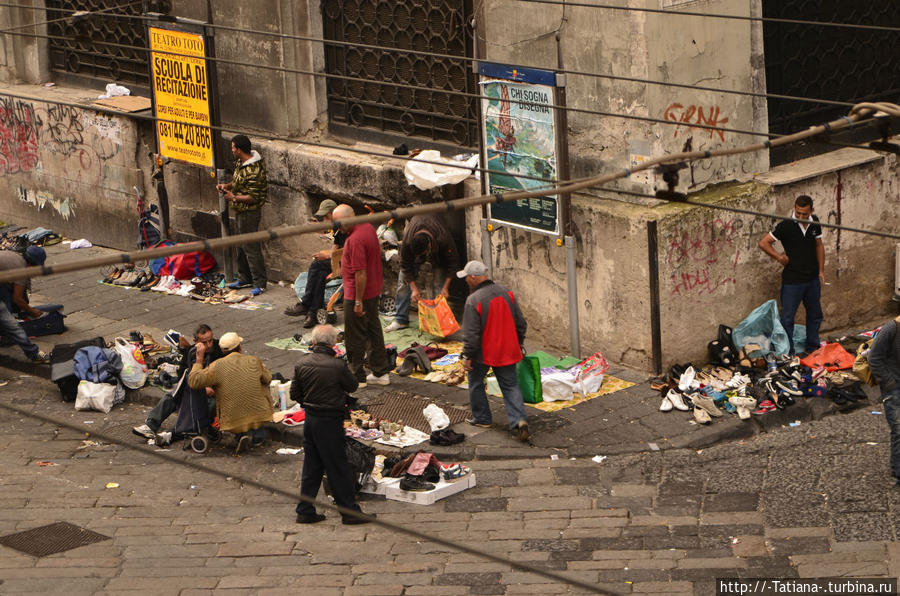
[479,63,560,236]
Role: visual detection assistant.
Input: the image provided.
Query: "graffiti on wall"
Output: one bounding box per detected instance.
[664,103,729,142]
[666,217,740,296]
[0,98,41,176]
[16,187,74,220]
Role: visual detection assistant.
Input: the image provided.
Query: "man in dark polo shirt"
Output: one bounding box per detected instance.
[332,204,391,387]
[758,195,825,355]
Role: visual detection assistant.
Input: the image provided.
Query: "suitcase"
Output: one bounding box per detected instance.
[50,336,105,402]
[20,304,66,337]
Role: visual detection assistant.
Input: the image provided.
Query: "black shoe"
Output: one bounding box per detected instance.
[399,474,434,492]
[284,302,309,317]
[429,430,453,446]
[296,513,326,524]
[302,314,317,329]
[514,420,530,442]
[342,512,376,525]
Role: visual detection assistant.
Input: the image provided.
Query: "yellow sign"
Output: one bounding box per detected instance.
[149,27,214,168]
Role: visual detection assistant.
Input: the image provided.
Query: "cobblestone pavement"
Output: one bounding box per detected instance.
[2,371,900,595]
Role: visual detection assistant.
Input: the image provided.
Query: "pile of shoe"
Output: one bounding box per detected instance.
[422,363,466,386]
[384,451,472,492]
[102,266,160,290]
[429,428,465,446]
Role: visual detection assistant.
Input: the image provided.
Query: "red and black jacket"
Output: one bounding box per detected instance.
[461,280,527,367]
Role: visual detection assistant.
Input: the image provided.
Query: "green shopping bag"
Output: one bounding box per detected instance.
[516,355,543,404]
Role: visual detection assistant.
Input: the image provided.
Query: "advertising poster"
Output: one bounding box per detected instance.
[149,27,214,168]
[480,63,559,236]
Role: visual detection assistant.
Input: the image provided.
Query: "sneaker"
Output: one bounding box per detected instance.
[665,389,690,411]
[383,321,408,333]
[365,373,390,386]
[693,407,712,424]
[728,396,758,409]
[659,394,673,412]
[678,366,696,392]
[296,513,327,524]
[342,512,377,525]
[514,420,529,442]
[465,417,492,428]
[442,463,472,482]
[250,287,265,297]
[689,393,724,417]
[399,475,435,492]
[753,399,777,415]
[132,424,156,440]
[154,431,172,446]
[284,302,309,317]
[30,350,49,364]
[227,280,251,290]
[162,330,181,349]
[775,380,803,396]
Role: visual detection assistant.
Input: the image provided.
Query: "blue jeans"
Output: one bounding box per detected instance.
[0,301,38,359]
[467,361,527,430]
[393,267,446,325]
[780,278,822,354]
[883,392,900,481]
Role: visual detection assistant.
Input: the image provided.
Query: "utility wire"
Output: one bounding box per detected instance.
[0,400,615,596]
[0,2,872,111]
[0,100,896,285]
[515,0,900,33]
[0,0,141,33]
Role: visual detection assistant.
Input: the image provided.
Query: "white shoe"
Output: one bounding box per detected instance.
[666,389,690,411]
[678,366,695,392]
[659,395,673,412]
[132,424,155,439]
[365,373,390,386]
[383,321,408,333]
[153,431,172,446]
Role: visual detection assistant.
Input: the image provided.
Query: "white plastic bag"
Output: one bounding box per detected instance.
[423,403,450,431]
[114,337,148,389]
[540,371,578,402]
[574,352,609,395]
[74,380,124,413]
[404,150,479,190]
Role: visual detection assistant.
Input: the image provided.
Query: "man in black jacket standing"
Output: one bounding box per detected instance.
[867,316,900,485]
[291,324,375,525]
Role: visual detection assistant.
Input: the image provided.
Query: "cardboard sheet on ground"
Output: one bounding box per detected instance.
[487,374,636,412]
[227,300,273,311]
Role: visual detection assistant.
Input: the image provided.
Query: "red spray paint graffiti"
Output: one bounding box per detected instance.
[664,103,729,142]
[666,217,740,296]
[0,98,41,176]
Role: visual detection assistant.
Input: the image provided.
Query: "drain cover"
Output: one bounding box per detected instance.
[0,522,110,557]
[363,390,469,433]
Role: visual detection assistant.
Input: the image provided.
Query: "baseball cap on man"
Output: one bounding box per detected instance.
[24,246,46,267]
[315,199,338,218]
[456,260,489,278]
[219,332,243,352]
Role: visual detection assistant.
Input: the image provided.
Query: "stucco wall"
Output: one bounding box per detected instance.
[0,84,153,250]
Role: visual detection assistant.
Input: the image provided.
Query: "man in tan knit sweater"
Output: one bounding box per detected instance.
[189,332,273,454]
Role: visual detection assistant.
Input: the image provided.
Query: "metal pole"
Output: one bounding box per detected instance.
[472,13,492,275]
[481,218,492,275]
[565,235,580,359]
[647,220,662,375]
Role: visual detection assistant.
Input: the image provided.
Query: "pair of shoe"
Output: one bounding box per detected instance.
[513,420,529,442]
[296,513,326,524]
[689,393,724,418]
[660,389,690,412]
[429,428,465,446]
[465,417,491,429]
[753,399,777,414]
[132,424,156,440]
[342,512,377,525]
[29,350,49,364]
[227,280,251,290]
[383,321,408,333]
[678,366,698,392]
[441,463,471,482]
[365,372,390,386]
[728,395,757,420]
[284,302,309,317]
[400,474,434,492]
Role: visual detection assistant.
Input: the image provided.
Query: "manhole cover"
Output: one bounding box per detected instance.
[363,390,468,433]
[0,522,110,557]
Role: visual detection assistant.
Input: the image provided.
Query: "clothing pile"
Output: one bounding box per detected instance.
[379,451,472,492]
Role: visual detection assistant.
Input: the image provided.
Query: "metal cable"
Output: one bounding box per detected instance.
[514,0,900,33]
[0,400,616,595]
[0,0,141,33]
[0,101,896,285]
[0,2,872,111]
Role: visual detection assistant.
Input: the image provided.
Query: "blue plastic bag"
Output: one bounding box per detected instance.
[733,299,791,357]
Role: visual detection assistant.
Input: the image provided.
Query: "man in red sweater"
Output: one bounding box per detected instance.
[459,260,529,441]
[333,204,391,387]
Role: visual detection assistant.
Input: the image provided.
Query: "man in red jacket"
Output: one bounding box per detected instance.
[458,260,529,441]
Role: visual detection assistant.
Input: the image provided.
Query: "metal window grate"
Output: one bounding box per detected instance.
[763,0,900,163]
[0,521,111,557]
[322,0,479,148]
[45,1,149,87]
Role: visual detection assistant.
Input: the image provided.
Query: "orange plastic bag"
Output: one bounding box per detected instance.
[417,295,460,338]
[799,342,855,372]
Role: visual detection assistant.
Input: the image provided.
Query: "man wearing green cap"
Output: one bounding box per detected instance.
[284,198,346,328]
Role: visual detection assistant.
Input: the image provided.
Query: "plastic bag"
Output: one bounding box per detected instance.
[541,370,577,402]
[800,342,855,372]
[114,337,148,389]
[423,403,450,431]
[74,380,124,413]
[516,355,543,403]
[733,299,791,357]
[404,150,479,190]
[853,341,877,385]
[417,295,460,338]
[574,351,609,395]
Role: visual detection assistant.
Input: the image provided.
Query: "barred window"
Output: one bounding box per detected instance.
[322,0,479,148]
